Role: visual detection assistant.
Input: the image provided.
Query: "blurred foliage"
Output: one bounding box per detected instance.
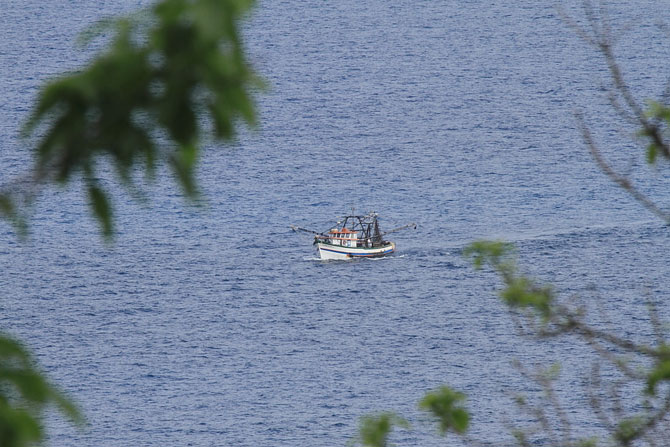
[465,239,670,446]
[0,334,81,447]
[418,386,469,436]
[352,412,408,447]
[614,417,647,446]
[5,0,670,445]
[0,0,258,444]
[643,101,670,164]
[352,386,470,446]
[464,241,554,320]
[645,344,670,395]
[14,0,259,239]
[360,2,670,447]
[464,240,512,271]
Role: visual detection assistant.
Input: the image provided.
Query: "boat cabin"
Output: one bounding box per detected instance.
[328,227,359,247]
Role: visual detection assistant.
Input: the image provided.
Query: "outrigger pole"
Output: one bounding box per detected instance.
[291,220,417,238]
[380,222,417,236]
[289,225,324,236]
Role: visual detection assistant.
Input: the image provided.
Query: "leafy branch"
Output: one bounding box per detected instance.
[0,334,82,447]
[0,1,259,445]
[351,386,470,447]
[464,241,670,446]
[4,0,260,239]
[562,0,670,223]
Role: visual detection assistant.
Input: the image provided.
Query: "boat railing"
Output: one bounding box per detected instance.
[316,234,383,248]
[316,235,366,242]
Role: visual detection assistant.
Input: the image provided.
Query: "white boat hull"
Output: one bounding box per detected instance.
[316,241,395,260]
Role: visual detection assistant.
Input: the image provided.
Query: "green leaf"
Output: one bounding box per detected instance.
[355,412,408,447]
[419,386,469,435]
[465,240,554,320]
[646,358,670,395]
[88,183,113,239]
[541,362,561,381]
[170,143,199,198]
[463,240,513,270]
[0,195,14,218]
[647,143,658,164]
[0,195,27,239]
[646,100,670,124]
[615,416,646,445]
[577,437,598,447]
[0,403,42,447]
[19,0,259,239]
[0,334,82,447]
[500,277,553,319]
[0,195,26,238]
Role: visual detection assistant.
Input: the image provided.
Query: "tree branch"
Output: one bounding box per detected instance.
[576,112,670,224]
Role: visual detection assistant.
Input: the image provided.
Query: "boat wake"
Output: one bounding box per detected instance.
[370,254,405,261]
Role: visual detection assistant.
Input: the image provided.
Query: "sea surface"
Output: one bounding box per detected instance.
[2,1,670,445]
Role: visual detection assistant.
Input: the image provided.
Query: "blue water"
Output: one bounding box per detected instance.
[2,0,670,445]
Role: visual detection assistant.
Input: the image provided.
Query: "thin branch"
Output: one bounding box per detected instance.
[583,335,644,380]
[623,391,670,443]
[599,42,668,157]
[538,371,572,442]
[587,362,617,434]
[557,5,598,47]
[512,361,561,445]
[577,112,670,225]
[647,297,666,349]
[566,0,670,160]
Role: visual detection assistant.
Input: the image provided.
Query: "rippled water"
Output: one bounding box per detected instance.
[2,1,670,445]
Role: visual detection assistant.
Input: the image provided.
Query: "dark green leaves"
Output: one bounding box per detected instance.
[354,413,408,447]
[418,386,469,436]
[0,194,26,238]
[0,334,82,447]
[646,143,658,164]
[88,183,113,239]
[170,142,199,198]
[20,0,259,238]
[642,100,670,163]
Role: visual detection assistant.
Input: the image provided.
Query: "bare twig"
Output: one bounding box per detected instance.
[588,362,617,434]
[577,112,670,225]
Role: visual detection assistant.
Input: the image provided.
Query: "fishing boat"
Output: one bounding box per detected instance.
[291,212,416,260]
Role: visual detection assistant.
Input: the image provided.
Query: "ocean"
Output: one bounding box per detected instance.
[1,0,670,445]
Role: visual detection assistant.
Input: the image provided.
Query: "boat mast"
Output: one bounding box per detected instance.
[372,215,382,246]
